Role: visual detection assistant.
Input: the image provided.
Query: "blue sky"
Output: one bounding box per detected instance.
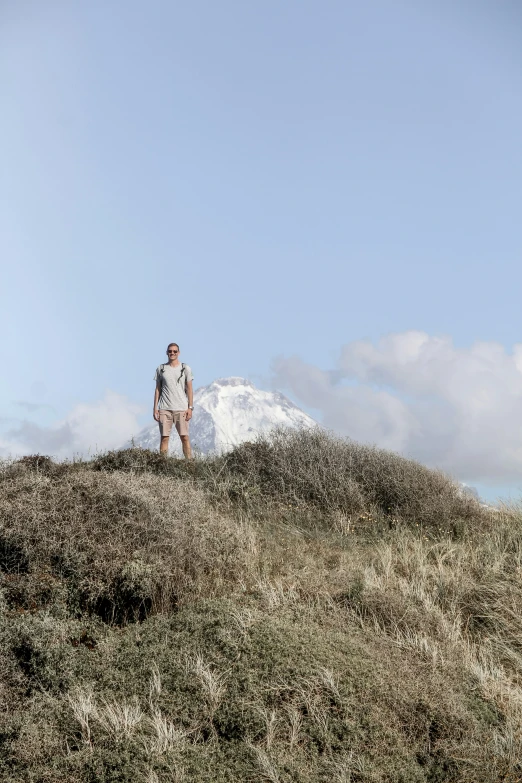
[2,1,522,499]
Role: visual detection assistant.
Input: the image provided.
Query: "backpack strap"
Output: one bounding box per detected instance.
[160,363,186,386]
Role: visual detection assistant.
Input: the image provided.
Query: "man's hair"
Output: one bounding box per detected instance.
[167,343,180,351]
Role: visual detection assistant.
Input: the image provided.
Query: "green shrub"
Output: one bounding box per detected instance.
[220,428,481,531]
[0,470,255,623]
[90,447,214,483]
[0,602,510,782]
[91,447,185,475]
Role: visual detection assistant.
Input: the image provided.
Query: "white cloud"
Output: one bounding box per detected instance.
[1,391,143,460]
[272,331,522,485]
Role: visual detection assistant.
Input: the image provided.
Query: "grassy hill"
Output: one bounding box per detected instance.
[0,429,521,782]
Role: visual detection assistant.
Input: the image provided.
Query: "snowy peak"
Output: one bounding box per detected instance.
[129,377,316,456]
[209,377,256,387]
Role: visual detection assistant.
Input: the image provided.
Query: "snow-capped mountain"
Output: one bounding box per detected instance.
[128,377,317,456]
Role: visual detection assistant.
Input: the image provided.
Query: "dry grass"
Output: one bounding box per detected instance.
[0,431,521,782]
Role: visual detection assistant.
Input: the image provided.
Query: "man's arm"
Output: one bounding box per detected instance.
[153,382,161,421]
[186,379,193,420]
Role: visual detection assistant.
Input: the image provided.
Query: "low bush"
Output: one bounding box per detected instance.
[0,469,255,623]
[221,428,481,532]
[0,601,511,782]
[91,447,189,476]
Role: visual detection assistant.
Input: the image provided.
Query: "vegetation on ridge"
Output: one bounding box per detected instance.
[0,429,520,782]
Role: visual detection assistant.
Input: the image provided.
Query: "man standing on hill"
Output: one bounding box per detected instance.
[153,343,194,458]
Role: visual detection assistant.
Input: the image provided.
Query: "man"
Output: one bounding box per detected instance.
[153,343,194,458]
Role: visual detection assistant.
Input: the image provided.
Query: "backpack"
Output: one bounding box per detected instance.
[160,362,187,388]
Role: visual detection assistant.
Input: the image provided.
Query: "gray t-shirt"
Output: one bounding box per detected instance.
[154,363,194,411]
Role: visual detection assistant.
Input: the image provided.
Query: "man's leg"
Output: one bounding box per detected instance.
[158,411,173,455]
[180,434,192,459]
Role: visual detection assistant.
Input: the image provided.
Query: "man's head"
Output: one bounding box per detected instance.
[166,343,180,360]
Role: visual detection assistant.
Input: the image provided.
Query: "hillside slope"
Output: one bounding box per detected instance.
[0,430,520,783]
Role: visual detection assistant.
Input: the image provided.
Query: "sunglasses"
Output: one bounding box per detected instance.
[167,350,178,354]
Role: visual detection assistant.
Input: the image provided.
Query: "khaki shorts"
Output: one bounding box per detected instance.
[158,410,190,437]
